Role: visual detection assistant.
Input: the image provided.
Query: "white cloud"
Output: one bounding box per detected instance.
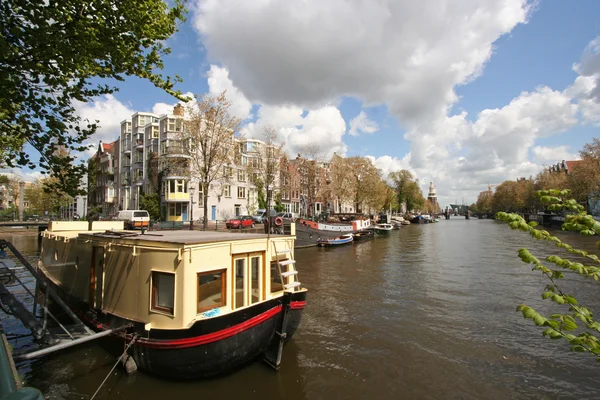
[241,104,347,159]
[578,36,600,101]
[193,0,530,125]
[367,154,412,179]
[349,111,378,136]
[532,145,578,164]
[73,94,134,144]
[152,91,195,116]
[207,65,253,121]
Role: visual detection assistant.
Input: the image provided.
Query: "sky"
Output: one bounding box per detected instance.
[10,0,600,207]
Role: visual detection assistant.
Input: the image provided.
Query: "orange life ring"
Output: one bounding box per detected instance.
[274,217,283,226]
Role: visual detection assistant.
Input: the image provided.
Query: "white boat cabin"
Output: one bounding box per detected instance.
[39,221,302,331]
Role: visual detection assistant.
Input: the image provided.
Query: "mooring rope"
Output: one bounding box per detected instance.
[90,334,138,400]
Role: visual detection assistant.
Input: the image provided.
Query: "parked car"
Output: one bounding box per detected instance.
[251,209,277,224]
[226,215,255,229]
[115,210,150,229]
[276,212,295,220]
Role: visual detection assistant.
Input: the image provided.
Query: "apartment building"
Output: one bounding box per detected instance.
[279,154,335,218]
[95,104,265,222]
[94,140,120,216]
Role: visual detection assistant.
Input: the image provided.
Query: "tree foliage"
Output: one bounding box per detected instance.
[180,91,241,230]
[388,170,425,213]
[139,192,160,221]
[1,0,187,195]
[498,189,600,359]
[246,125,284,216]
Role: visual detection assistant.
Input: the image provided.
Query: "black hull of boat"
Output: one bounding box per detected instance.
[39,269,307,379]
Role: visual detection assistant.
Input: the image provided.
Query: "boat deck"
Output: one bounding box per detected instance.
[80,230,287,245]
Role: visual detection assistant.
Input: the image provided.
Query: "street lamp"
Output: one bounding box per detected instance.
[189,184,195,231]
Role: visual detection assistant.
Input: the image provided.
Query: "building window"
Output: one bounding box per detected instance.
[197,270,226,313]
[237,170,246,182]
[237,187,246,199]
[151,271,175,314]
[223,185,231,197]
[198,186,204,206]
[169,202,186,217]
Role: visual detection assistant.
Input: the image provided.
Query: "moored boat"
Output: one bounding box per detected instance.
[295,218,371,247]
[38,221,307,379]
[352,230,374,242]
[316,233,354,247]
[373,223,394,233]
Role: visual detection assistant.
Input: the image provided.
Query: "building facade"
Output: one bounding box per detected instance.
[94,105,266,222]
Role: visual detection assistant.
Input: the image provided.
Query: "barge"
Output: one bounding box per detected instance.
[38,221,306,379]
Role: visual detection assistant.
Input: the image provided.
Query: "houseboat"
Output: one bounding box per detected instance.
[295,218,371,247]
[38,221,307,379]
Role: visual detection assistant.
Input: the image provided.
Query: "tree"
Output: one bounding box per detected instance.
[492,181,527,213]
[498,189,600,360]
[535,169,569,192]
[140,192,160,221]
[1,0,187,196]
[328,153,354,214]
[180,92,241,230]
[389,170,424,213]
[295,145,326,218]
[345,156,380,214]
[568,159,600,203]
[246,126,284,218]
[476,189,494,213]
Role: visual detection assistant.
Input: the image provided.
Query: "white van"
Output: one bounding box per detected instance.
[116,210,150,229]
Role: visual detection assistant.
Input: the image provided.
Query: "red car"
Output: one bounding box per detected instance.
[226,215,255,229]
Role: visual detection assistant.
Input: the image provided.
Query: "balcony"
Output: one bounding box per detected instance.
[133,175,144,185]
[102,166,114,175]
[161,146,190,158]
[163,192,190,202]
[121,178,130,186]
[135,139,144,149]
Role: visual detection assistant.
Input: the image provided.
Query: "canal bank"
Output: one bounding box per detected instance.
[2,220,599,399]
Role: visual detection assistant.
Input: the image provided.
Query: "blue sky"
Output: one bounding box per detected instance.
[10,0,600,206]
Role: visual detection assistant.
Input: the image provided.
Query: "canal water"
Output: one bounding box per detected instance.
[2,219,600,399]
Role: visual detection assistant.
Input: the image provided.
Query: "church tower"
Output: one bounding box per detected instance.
[427,181,439,213]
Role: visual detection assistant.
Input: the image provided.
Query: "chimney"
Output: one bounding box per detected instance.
[173,103,184,116]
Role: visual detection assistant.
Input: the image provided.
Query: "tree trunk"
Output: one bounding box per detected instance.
[202,182,209,231]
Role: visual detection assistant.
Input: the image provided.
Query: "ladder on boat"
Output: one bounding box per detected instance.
[0,240,129,361]
[272,240,301,292]
[264,240,302,370]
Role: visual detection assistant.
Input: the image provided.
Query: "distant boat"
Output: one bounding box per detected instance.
[316,233,354,247]
[373,223,393,233]
[352,230,374,242]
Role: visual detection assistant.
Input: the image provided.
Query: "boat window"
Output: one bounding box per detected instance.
[234,258,246,308]
[270,262,283,293]
[197,270,226,313]
[151,271,175,314]
[250,256,260,304]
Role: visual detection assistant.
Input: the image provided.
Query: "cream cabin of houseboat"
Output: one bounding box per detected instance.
[38,221,307,378]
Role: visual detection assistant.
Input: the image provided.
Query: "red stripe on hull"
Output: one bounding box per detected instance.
[290,301,306,310]
[137,305,283,349]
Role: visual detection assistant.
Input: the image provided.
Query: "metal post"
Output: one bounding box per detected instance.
[267,185,273,238]
[13,326,131,360]
[18,181,24,222]
[189,185,195,231]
